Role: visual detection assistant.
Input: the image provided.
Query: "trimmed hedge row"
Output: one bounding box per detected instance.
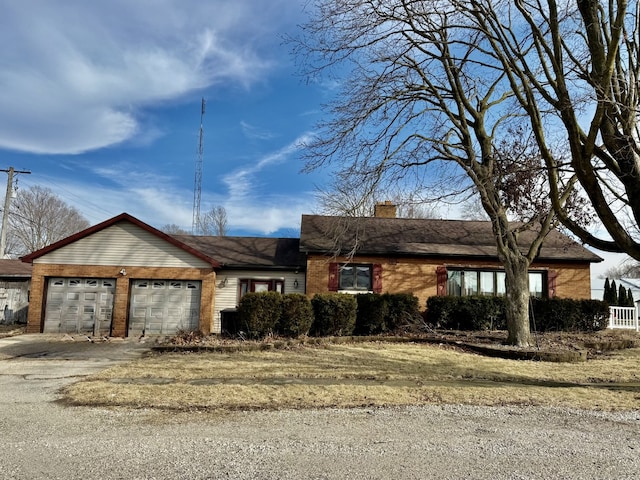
[426,296,506,331]
[237,291,283,338]
[425,296,610,332]
[311,294,357,336]
[530,298,610,332]
[355,293,423,334]
[237,293,609,339]
[235,292,422,339]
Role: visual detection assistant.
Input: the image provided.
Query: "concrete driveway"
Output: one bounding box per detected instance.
[0,334,152,406]
[1,334,639,480]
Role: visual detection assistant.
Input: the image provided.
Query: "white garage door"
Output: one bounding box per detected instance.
[128,280,201,335]
[44,278,116,335]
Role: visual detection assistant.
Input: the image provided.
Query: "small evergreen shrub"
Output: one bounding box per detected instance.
[278,293,314,337]
[426,296,506,330]
[355,293,389,335]
[237,291,282,338]
[383,293,423,331]
[531,298,609,332]
[577,300,610,331]
[310,293,357,336]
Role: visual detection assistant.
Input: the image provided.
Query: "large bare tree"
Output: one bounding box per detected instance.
[498,0,640,259]
[295,0,593,346]
[201,205,228,236]
[8,185,89,256]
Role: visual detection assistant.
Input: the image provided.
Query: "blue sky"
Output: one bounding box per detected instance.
[0,0,329,236]
[0,0,629,280]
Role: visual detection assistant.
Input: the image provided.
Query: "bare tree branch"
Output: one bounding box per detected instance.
[7,185,89,257]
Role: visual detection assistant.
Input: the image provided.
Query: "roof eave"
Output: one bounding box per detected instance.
[218,264,306,271]
[303,248,601,264]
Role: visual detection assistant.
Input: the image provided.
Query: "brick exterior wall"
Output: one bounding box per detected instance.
[373,201,397,218]
[27,264,216,336]
[305,254,594,310]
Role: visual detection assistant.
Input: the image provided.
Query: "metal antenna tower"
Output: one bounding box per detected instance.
[192,98,205,234]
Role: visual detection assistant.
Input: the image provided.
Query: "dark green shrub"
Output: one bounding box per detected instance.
[383,293,423,331]
[237,291,282,338]
[426,296,506,330]
[529,297,576,332]
[278,293,314,337]
[577,300,610,331]
[310,293,357,336]
[531,298,609,332]
[355,294,388,334]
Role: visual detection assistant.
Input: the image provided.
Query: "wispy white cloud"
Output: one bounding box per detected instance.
[220,132,316,233]
[223,133,313,199]
[240,121,277,141]
[22,164,195,227]
[0,0,299,154]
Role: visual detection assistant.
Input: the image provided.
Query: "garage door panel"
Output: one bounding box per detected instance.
[44,278,115,335]
[151,294,165,303]
[129,279,201,335]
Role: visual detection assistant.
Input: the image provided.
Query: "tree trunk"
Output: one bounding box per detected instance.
[503,257,531,347]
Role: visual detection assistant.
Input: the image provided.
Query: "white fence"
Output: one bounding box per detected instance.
[608,306,639,331]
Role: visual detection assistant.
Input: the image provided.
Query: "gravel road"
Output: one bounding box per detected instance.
[1,335,640,479]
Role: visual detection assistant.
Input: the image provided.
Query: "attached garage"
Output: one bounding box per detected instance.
[128,279,201,335]
[22,213,219,337]
[43,277,115,335]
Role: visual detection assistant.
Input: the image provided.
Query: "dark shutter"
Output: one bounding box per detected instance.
[372,264,383,293]
[436,266,447,296]
[547,270,558,298]
[328,263,339,291]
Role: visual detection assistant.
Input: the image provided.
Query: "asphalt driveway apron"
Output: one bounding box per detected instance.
[0,334,152,403]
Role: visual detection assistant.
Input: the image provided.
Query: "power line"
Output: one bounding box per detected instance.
[19,176,116,223]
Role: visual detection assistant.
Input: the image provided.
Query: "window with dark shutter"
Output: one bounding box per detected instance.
[372,264,382,293]
[333,263,374,291]
[436,266,447,296]
[547,270,558,298]
[328,263,339,291]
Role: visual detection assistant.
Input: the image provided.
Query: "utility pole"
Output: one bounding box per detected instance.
[0,167,31,258]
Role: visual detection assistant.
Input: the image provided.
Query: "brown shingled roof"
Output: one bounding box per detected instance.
[299,215,602,263]
[173,236,305,269]
[0,259,32,277]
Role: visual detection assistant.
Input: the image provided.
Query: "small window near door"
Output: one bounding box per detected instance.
[238,279,285,300]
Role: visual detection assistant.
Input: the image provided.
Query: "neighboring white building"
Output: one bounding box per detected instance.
[0,259,31,324]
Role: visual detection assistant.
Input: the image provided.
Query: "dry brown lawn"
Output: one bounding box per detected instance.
[62,340,640,412]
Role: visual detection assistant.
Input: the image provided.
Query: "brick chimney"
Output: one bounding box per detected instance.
[374,200,397,218]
